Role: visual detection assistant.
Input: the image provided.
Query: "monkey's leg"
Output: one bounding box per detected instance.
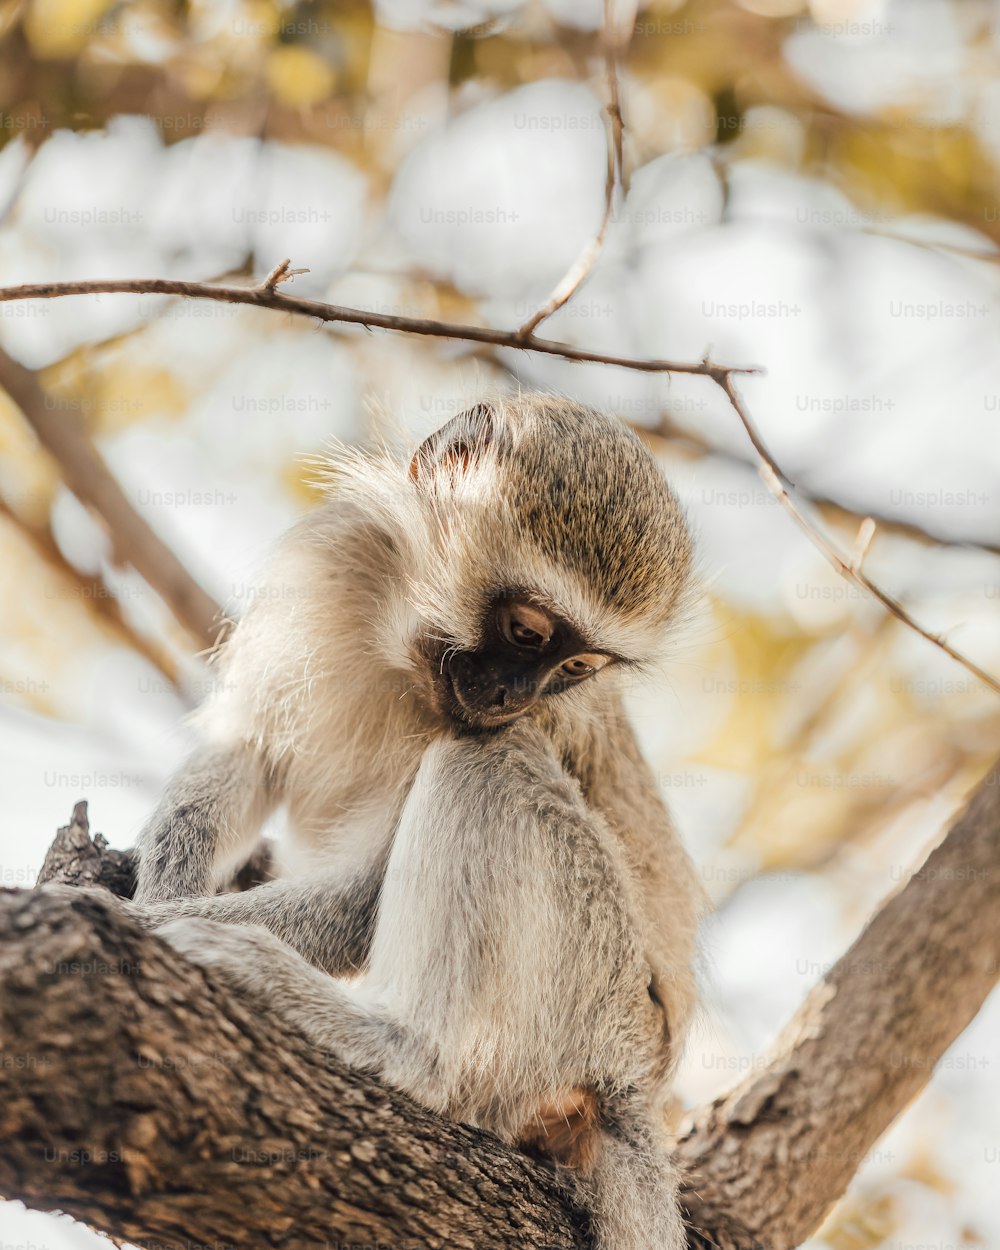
[131,862,384,975]
[133,744,272,905]
[154,917,414,1075]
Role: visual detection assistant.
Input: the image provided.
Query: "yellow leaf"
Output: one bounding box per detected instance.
[266,45,335,108]
[25,0,116,59]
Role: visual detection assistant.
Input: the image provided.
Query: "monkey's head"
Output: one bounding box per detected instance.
[352,395,691,733]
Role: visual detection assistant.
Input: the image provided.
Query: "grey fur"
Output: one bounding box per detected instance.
[134,395,702,1250]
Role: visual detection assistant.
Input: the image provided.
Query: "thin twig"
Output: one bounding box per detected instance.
[849,516,876,573]
[603,0,627,192]
[720,373,1000,696]
[260,258,310,290]
[516,0,626,338]
[644,412,1000,560]
[860,226,1000,264]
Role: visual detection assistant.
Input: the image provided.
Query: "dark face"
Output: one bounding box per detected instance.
[422,594,612,733]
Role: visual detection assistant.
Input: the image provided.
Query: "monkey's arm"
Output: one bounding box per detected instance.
[575,690,705,1049]
[130,863,383,975]
[133,743,274,905]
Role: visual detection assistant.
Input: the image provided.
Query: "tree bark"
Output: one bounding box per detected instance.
[1,757,998,1250]
[0,885,590,1250]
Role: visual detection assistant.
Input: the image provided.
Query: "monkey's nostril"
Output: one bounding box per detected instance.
[493,686,508,707]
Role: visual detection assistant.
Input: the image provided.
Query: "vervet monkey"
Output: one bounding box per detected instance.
[132,395,702,1250]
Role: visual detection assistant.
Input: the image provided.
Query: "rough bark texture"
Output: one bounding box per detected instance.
[38,800,137,896]
[0,885,589,1250]
[2,758,998,1250]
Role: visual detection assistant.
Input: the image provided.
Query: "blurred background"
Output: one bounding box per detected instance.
[1,0,1000,1245]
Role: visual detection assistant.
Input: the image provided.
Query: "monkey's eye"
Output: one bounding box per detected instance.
[512,621,544,647]
[560,654,609,680]
[500,602,555,650]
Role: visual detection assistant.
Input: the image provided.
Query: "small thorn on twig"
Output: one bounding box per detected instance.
[850,517,877,573]
[261,259,310,292]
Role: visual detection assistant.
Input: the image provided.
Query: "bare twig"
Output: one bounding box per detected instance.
[603,0,627,191]
[516,0,626,338]
[260,257,310,290]
[721,373,1000,696]
[849,516,876,573]
[0,276,996,697]
[644,412,1000,559]
[861,227,1000,264]
[0,343,225,651]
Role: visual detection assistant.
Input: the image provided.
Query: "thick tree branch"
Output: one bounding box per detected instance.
[678,756,1000,1245]
[3,756,998,1249]
[0,885,589,1250]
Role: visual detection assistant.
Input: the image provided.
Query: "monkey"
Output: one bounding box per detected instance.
[128,395,703,1250]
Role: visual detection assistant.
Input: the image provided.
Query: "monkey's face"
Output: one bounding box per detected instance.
[421,594,611,733]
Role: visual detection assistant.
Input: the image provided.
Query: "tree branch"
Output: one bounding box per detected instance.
[0,885,589,1250]
[0,276,754,382]
[719,375,1000,696]
[0,495,185,687]
[641,415,1000,561]
[4,756,998,1249]
[678,755,1000,1245]
[0,344,225,652]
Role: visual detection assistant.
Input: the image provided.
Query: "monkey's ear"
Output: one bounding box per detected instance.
[409,403,498,485]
